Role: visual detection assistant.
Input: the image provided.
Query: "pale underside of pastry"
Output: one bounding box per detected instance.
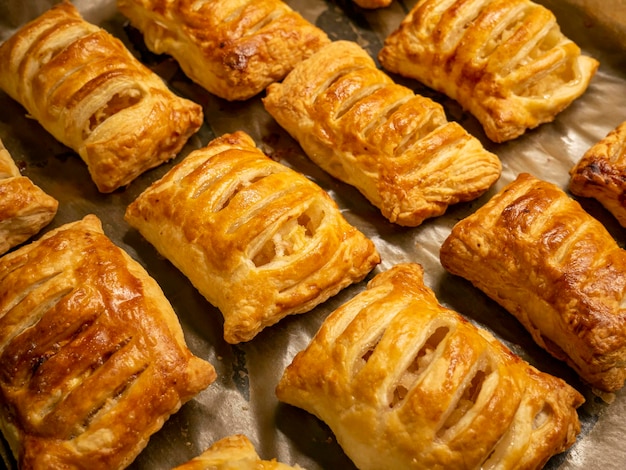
[570,120,626,227]
[125,131,380,344]
[0,139,58,255]
[277,263,583,470]
[263,40,501,227]
[378,0,599,143]
[117,0,330,101]
[0,1,203,193]
[0,214,216,469]
[440,173,626,393]
[172,434,303,470]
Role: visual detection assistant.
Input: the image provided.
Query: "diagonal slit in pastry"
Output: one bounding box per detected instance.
[0,272,67,355]
[436,363,493,438]
[5,299,103,389]
[361,95,412,141]
[0,269,64,314]
[209,171,278,212]
[477,4,527,60]
[19,22,87,86]
[69,363,149,439]
[332,83,387,121]
[84,85,144,139]
[438,0,485,53]
[31,335,135,425]
[389,326,450,408]
[244,10,284,37]
[221,1,256,24]
[511,41,579,100]
[480,391,557,468]
[250,202,325,269]
[390,105,443,158]
[225,189,287,236]
[313,66,369,106]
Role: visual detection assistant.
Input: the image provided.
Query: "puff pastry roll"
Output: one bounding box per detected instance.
[125,131,380,344]
[277,263,583,470]
[117,0,330,101]
[263,40,501,227]
[173,434,302,470]
[0,139,58,255]
[0,1,203,193]
[0,214,216,469]
[378,0,599,143]
[440,173,626,393]
[570,120,626,227]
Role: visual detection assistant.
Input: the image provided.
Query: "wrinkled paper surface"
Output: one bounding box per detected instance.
[1,0,625,469]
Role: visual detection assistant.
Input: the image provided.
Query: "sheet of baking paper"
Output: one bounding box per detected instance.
[0,0,625,469]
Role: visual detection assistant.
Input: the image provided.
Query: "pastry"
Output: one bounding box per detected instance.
[263,40,501,227]
[0,1,203,193]
[570,120,626,227]
[440,173,626,392]
[0,139,58,255]
[117,0,330,101]
[173,434,302,469]
[277,263,583,470]
[378,0,599,143]
[125,131,380,344]
[353,0,393,9]
[0,214,216,469]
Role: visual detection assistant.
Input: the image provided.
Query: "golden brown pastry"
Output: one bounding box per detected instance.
[0,1,203,193]
[173,434,303,470]
[0,139,58,255]
[125,131,380,344]
[0,214,216,469]
[378,0,599,143]
[353,0,393,9]
[440,173,626,393]
[263,40,501,227]
[277,263,583,470]
[570,120,626,227]
[117,0,330,101]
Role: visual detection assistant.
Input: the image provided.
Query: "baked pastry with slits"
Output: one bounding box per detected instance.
[117,0,330,101]
[173,434,303,469]
[0,139,58,255]
[0,1,203,193]
[263,40,501,227]
[125,131,380,344]
[277,263,583,470]
[378,0,599,143]
[570,120,626,227]
[0,214,216,469]
[440,173,626,393]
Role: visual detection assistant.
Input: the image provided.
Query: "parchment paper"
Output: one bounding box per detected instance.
[1,1,625,469]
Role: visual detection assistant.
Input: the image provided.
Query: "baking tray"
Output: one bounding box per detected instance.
[1,0,625,468]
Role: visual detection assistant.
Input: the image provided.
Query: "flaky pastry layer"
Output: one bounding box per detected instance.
[441,173,626,392]
[117,0,330,101]
[378,0,599,142]
[0,139,58,255]
[0,215,216,469]
[173,434,303,470]
[570,120,626,227]
[264,40,501,227]
[277,263,583,470]
[125,131,380,343]
[0,1,203,192]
